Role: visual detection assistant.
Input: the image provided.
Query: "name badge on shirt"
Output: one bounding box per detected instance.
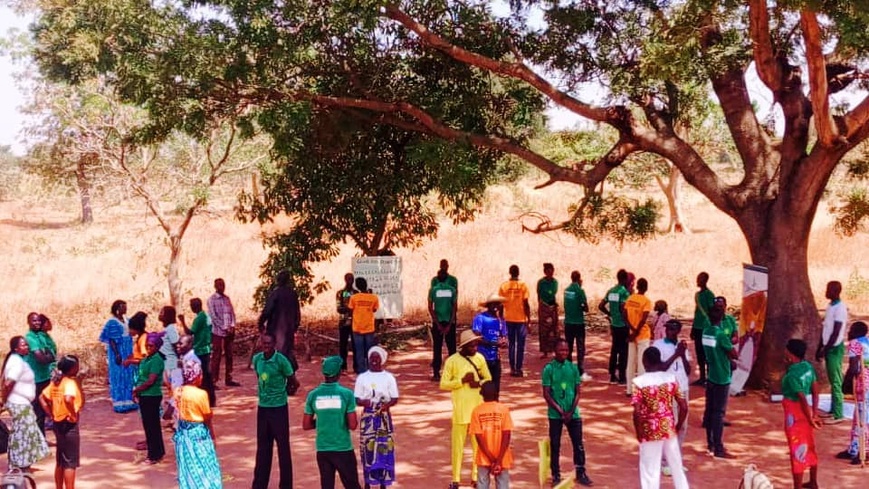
[435,289,453,298]
[702,336,717,348]
[315,396,343,410]
[608,293,620,301]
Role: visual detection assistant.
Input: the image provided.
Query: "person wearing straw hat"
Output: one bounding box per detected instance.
[441,330,492,489]
[472,294,507,393]
[304,356,361,489]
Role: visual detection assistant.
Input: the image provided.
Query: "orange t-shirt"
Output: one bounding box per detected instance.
[41,377,83,423]
[469,401,514,468]
[625,293,652,341]
[133,333,148,360]
[498,280,529,323]
[348,293,379,334]
[175,385,212,422]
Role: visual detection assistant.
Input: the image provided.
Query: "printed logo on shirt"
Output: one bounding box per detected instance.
[702,335,717,348]
[608,293,620,302]
[435,289,453,298]
[565,291,576,299]
[315,395,343,410]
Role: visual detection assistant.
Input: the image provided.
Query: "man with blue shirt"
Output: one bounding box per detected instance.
[472,294,508,393]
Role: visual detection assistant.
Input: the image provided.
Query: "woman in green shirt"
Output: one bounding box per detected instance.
[781,339,820,489]
[133,332,166,464]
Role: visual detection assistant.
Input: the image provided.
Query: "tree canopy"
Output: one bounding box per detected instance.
[23,0,869,383]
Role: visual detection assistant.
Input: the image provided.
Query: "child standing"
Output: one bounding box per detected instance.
[40,355,85,489]
[650,301,670,342]
[470,382,513,489]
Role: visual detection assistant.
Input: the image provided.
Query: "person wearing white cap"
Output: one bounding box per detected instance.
[472,294,507,393]
[441,330,492,489]
[354,346,399,488]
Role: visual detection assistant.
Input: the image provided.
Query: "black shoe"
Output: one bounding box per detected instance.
[225,380,241,387]
[609,376,618,384]
[835,450,853,460]
[723,420,732,427]
[577,471,594,486]
[551,476,561,487]
[691,379,706,387]
[431,374,441,382]
[850,457,863,465]
[617,378,627,385]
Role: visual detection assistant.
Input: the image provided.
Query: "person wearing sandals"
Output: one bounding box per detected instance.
[441,330,492,489]
[1,335,49,471]
[174,359,222,489]
[354,346,399,489]
[133,332,166,465]
[40,355,84,489]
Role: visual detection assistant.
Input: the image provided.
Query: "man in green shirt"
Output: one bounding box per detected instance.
[428,269,458,381]
[184,297,216,406]
[25,312,57,434]
[303,356,361,489]
[537,263,559,358]
[598,269,630,384]
[252,334,299,489]
[430,258,459,292]
[563,271,589,378]
[691,272,715,386]
[542,339,594,486]
[701,305,738,459]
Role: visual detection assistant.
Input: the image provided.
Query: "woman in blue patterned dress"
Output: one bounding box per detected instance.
[98,300,138,413]
[174,359,222,488]
[354,346,399,488]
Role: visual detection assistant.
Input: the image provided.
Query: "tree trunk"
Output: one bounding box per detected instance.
[739,204,820,389]
[167,234,183,308]
[659,165,690,233]
[75,154,94,224]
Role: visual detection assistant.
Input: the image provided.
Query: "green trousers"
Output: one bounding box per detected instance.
[826,342,845,419]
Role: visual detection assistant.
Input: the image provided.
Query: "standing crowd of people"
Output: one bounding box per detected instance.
[3,262,868,489]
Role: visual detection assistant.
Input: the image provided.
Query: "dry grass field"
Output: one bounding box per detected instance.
[2,177,868,376]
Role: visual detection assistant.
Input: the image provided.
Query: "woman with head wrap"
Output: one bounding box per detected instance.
[354,346,399,488]
[99,300,138,413]
[174,359,222,488]
[1,335,49,470]
[132,332,166,464]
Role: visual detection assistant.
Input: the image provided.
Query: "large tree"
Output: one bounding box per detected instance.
[25,0,869,384]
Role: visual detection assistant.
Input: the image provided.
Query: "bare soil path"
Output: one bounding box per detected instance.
[25,329,867,488]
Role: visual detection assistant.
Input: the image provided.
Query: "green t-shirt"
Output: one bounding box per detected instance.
[781,360,816,402]
[136,354,165,397]
[190,311,213,355]
[692,288,715,330]
[702,324,734,385]
[430,274,458,293]
[721,314,737,339]
[429,282,457,323]
[25,330,57,383]
[563,283,587,325]
[304,382,357,452]
[605,284,630,328]
[537,278,559,306]
[542,359,581,419]
[253,351,294,407]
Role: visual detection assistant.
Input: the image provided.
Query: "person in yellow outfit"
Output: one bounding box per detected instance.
[441,330,492,489]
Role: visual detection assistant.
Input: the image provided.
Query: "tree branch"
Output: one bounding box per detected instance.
[382,4,615,125]
[748,0,782,92]
[800,10,840,147]
[844,94,869,142]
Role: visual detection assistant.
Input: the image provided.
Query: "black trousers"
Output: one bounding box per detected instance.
[197,352,216,407]
[704,382,730,454]
[608,326,628,381]
[338,321,352,371]
[548,417,587,479]
[33,380,49,435]
[487,359,502,394]
[253,405,293,489]
[565,323,586,375]
[139,395,165,462]
[431,321,457,375]
[316,450,361,489]
[691,328,707,381]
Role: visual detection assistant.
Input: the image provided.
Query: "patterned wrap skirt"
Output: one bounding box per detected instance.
[174,420,222,489]
[538,304,559,353]
[6,402,49,469]
[360,407,396,486]
[783,399,818,474]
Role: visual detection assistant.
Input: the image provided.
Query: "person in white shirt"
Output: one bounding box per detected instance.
[1,335,49,470]
[816,281,848,423]
[354,346,399,488]
[652,319,691,476]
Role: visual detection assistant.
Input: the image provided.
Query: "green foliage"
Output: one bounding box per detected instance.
[0,146,24,201]
[563,193,660,245]
[832,187,869,237]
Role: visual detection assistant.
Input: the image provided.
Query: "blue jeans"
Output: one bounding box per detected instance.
[477,465,510,489]
[506,322,526,373]
[352,333,377,373]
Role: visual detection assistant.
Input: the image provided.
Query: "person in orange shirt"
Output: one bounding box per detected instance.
[174,359,222,489]
[470,381,513,489]
[625,278,653,396]
[348,276,380,373]
[498,265,531,378]
[40,355,85,489]
[122,311,149,368]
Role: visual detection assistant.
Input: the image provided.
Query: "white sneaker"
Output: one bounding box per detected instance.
[581,373,593,382]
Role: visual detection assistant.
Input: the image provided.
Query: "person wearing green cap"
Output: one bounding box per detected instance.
[304,355,361,489]
[252,334,299,489]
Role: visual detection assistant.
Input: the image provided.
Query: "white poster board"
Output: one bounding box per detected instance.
[730,263,769,395]
[352,256,403,319]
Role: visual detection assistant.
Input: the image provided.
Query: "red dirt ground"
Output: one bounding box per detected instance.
[24,329,868,488]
